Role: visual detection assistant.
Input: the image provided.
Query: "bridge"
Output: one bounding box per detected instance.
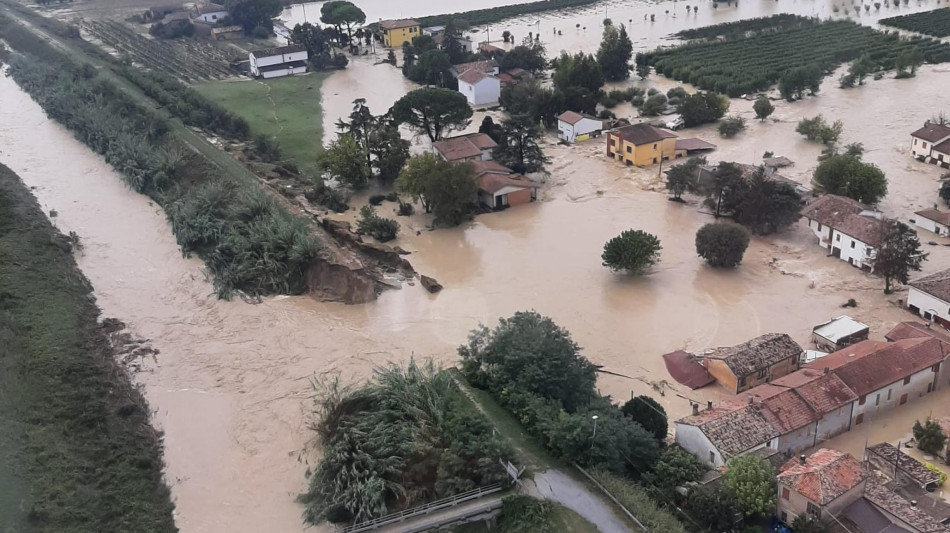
[342,483,507,533]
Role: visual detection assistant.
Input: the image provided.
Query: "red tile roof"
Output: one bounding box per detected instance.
[662,350,715,389]
[935,138,950,156]
[469,160,512,177]
[609,123,677,146]
[865,479,950,533]
[911,122,950,144]
[915,208,950,226]
[806,338,946,396]
[758,389,821,434]
[379,19,419,30]
[475,173,537,194]
[801,194,874,225]
[704,333,803,378]
[457,69,493,85]
[885,321,950,346]
[777,449,866,505]
[909,268,950,305]
[432,133,497,162]
[791,373,858,414]
[680,405,779,458]
[675,138,717,151]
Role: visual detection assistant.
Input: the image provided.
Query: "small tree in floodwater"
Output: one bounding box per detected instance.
[695,222,750,268]
[875,220,927,293]
[602,230,661,274]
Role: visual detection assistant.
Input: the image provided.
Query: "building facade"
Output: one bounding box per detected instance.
[380,19,420,48]
[801,194,884,270]
[908,269,950,327]
[776,449,867,524]
[605,123,682,167]
[913,208,950,237]
[702,333,803,393]
[456,71,500,106]
[249,44,309,79]
[911,121,950,168]
[557,111,604,143]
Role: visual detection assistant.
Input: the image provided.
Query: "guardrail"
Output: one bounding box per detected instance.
[341,482,506,533]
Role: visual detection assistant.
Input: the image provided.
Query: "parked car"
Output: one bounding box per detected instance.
[665,116,684,130]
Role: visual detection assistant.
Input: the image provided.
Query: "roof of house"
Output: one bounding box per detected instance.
[680,405,779,459]
[258,60,307,72]
[610,123,677,146]
[662,349,715,389]
[842,497,910,533]
[558,111,601,125]
[801,194,872,226]
[379,19,419,30]
[867,443,941,487]
[457,69,494,85]
[251,44,307,59]
[195,2,226,14]
[675,138,717,151]
[807,338,947,396]
[777,449,866,505]
[704,333,803,378]
[469,159,512,177]
[838,213,887,246]
[432,133,497,161]
[757,389,821,434]
[763,156,794,168]
[934,138,950,156]
[476,173,538,194]
[915,208,950,226]
[813,315,870,343]
[885,322,950,345]
[450,60,495,77]
[911,122,950,144]
[909,268,950,304]
[790,372,858,414]
[865,480,950,533]
[479,42,503,53]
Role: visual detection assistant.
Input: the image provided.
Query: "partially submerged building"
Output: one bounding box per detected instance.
[701,333,803,393]
[913,208,950,237]
[911,121,950,169]
[432,133,497,163]
[811,315,870,352]
[908,268,950,327]
[801,194,886,270]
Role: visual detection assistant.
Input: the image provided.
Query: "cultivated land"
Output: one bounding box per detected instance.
[880,7,950,38]
[0,163,176,533]
[195,74,329,172]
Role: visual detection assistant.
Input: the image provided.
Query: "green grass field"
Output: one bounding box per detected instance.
[194,73,328,172]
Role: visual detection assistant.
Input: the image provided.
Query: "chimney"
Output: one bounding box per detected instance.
[800,454,807,465]
[748,395,754,405]
[824,367,829,375]
[692,403,699,416]
[707,400,713,410]
[911,500,918,508]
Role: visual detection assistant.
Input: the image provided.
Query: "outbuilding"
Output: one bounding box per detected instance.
[557,111,603,143]
[191,2,228,23]
[811,315,870,352]
[908,268,950,326]
[456,69,500,106]
[249,44,309,79]
[913,207,950,236]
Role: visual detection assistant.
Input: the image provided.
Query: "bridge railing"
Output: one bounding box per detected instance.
[341,482,506,533]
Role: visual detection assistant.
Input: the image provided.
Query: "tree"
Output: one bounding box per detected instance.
[796,115,843,146]
[356,205,399,242]
[778,65,821,101]
[677,92,729,127]
[686,487,741,532]
[404,49,453,87]
[722,454,776,518]
[753,95,774,121]
[645,446,707,497]
[940,180,950,207]
[875,220,927,293]
[391,88,472,142]
[335,98,376,167]
[813,155,888,204]
[458,311,597,411]
[499,42,546,74]
[724,168,803,235]
[319,1,365,46]
[500,78,564,126]
[478,116,504,144]
[634,53,650,80]
[553,51,605,95]
[225,0,281,34]
[493,115,550,174]
[896,46,924,77]
[602,230,662,274]
[596,24,633,81]
[706,162,745,217]
[396,154,476,226]
[666,156,704,200]
[291,22,330,59]
[717,115,746,138]
[640,93,667,116]
[696,222,750,267]
[368,122,409,182]
[620,395,667,440]
[318,133,370,189]
[913,419,948,455]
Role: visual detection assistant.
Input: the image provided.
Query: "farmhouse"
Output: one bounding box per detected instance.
[379,19,420,48]
[913,207,950,236]
[471,161,539,209]
[451,61,500,106]
[191,3,228,23]
[908,268,950,327]
[249,44,308,79]
[674,403,779,468]
[557,111,604,143]
[432,133,496,163]
[801,194,886,270]
[911,121,950,168]
[605,123,683,167]
[811,315,869,352]
[776,449,867,524]
[702,333,803,393]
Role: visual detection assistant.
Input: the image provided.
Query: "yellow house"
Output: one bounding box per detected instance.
[379,19,420,48]
[605,123,684,167]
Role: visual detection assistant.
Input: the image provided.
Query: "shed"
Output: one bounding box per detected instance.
[557,111,603,143]
[675,138,717,154]
[811,316,870,352]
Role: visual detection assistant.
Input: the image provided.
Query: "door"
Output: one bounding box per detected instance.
[900,393,908,405]
[855,413,864,425]
[832,247,841,258]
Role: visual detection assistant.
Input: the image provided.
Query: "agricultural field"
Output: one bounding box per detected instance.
[880,7,950,38]
[82,19,236,81]
[642,15,950,96]
[194,74,329,172]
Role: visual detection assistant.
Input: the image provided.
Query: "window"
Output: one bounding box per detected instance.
[875,394,880,406]
[887,389,892,401]
[859,395,866,405]
[924,142,928,149]
[626,146,632,154]
[653,143,658,150]
[739,376,747,387]
[935,362,942,372]
[781,511,788,523]
[818,223,822,231]
[757,368,767,379]
[904,376,911,385]
[782,488,790,500]
[709,451,715,464]
[856,413,864,425]
[807,502,821,518]
[836,234,840,242]
[850,241,856,248]
[927,382,933,393]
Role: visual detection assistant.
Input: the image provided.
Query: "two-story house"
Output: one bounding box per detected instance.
[911,121,950,168]
[432,133,497,163]
[801,194,886,270]
[776,449,867,524]
[605,123,683,167]
[249,44,309,79]
[379,19,420,48]
[702,333,803,393]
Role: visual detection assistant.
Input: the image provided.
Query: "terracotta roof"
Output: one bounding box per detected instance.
[251,44,307,59]
[475,173,537,194]
[909,268,950,304]
[885,322,950,345]
[469,159,512,177]
[867,443,941,487]
[801,194,872,225]
[675,138,716,151]
[379,19,419,30]
[497,73,516,84]
[432,133,497,162]
[610,123,677,146]
[757,389,821,434]
[681,405,779,458]
[916,208,950,226]
[704,333,803,378]
[457,69,493,85]
[195,2,225,14]
[934,138,950,156]
[865,479,950,533]
[791,373,858,414]
[911,122,950,144]
[450,60,495,78]
[662,350,715,389]
[559,111,585,125]
[806,338,946,396]
[777,449,866,505]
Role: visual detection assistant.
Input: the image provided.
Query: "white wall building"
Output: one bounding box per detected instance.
[192,3,228,23]
[456,70,500,106]
[908,269,950,326]
[911,121,950,165]
[913,208,950,236]
[801,195,885,270]
[557,111,604,143]
[674,404,780,468]
[249,44,309,79]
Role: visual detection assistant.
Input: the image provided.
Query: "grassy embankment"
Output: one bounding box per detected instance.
[0,164,176,533]
[194,74,329,173]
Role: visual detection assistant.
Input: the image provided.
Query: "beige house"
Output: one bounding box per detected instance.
[702,333,803,393]
[776,449,867,524]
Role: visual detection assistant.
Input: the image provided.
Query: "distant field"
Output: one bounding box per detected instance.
[880,8,950,38]
[194,73,328,171]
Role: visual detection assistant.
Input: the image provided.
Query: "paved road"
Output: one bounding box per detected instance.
[534,470,634,533]
[354,494,504,533]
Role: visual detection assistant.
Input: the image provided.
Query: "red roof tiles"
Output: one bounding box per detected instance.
[805,338,946,396]
[777,449,866,505]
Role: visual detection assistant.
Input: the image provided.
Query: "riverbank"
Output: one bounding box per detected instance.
[0,163,176,533]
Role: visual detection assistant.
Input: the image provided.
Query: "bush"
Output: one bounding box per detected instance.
[356,205,399,242]
[254,133,282,162]
[717,115,746,138]
[368,194,386,205]
[640,93,668,115]
[397,201,414,216]
[913,419,948,456]
[695,222,750,267]
[602,230,662,274]
[678,91,729,127]
[621,395,668,441]
[796,115,843,145]
[306,178,350,212]
[385,192,398,202]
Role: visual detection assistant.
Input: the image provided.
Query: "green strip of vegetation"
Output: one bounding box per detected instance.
[641,15,950,96]
[0,163,177,533]
[453,495,601,533]
[417,0,600,28]
[0,10,320,298]
[880,7,950,38]
[585,469,687,533]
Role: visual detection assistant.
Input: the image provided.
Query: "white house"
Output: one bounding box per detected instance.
[432,133,496,163]
[908,268,950,327]
[675,403,780,468]
[800,194,885,270]
[192,2,228,23]
[456,69,500,106]
[913,207,950,236]
[910,121,950,168]
[249,44,309,79]
[557,111,604,143]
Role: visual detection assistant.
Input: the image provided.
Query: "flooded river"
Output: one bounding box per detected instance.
[4,0,950,531]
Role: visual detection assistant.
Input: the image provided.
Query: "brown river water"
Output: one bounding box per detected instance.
[4,2,950,530]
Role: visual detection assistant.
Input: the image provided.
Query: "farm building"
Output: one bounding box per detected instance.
[800,194,886,270]
[913,207,950,236]
[467,160,538,209]
[249,44,308,79]
[191,3,228,23]
[211,25,242,39]
[911,121,950,168]
[811,315,869,352]
[379,19,420,48]
[557,111,603,143]
[450,61,500,106]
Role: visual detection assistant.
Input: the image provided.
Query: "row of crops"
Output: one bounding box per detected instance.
[675,13,813,40]
[82,19,235,81]
[643,16,950,97]
[880,7,950,38]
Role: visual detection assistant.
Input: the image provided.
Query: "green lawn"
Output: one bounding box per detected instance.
[194,73,328,172]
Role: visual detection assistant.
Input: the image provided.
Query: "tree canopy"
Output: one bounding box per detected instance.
[677,92,729,127]
[666,156,704,200]
[492,115,549,174]
[913,419,948,455]
[695,222,751,267]
[875,221,927,293]
[602,230,662,274]
[723,167,802,235]
[318,133,370,189]
[813,155,888,204]
[319,0,365,45]
[621,395,668,441]
[753,95,774,120]
[500,78,564,126]
[596,24,633,81]
[499,42,547,73]
[553,52,604,113]
[722,455,776,518]
[391,88,472,141]
[225,0,281,34]
[396,154,476,226]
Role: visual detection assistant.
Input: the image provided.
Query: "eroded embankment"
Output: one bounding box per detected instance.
[0,163,176,533]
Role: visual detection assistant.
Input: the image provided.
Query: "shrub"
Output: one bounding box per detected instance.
[796,115,843,145]
[621,395,668,440]
[385,192,398,202]
[717,115,746,138]
[602,230,662,274]
[695,222,750,267]
[254,133,282,162]
[913,419,949,455]
[640,93,668,115]
[368,194,386,205]
[306,178,350,212]
[754,95,774,120]
[587,469,688,533]
[397,201,414,216]
[356,205,399,242]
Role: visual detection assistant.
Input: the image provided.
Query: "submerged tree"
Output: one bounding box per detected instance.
[602,230,662,274]
[875,220,927,293]
[695,222,751,267]
[492,115,550,174]
[665,156,705,200]
[391,88,472,141]
[753,95,774,121]
[596,23,633,81]
[813,154,887,204]
[396,154,476,226]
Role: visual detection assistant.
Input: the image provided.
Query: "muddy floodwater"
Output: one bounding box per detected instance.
[4,2,950,531]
